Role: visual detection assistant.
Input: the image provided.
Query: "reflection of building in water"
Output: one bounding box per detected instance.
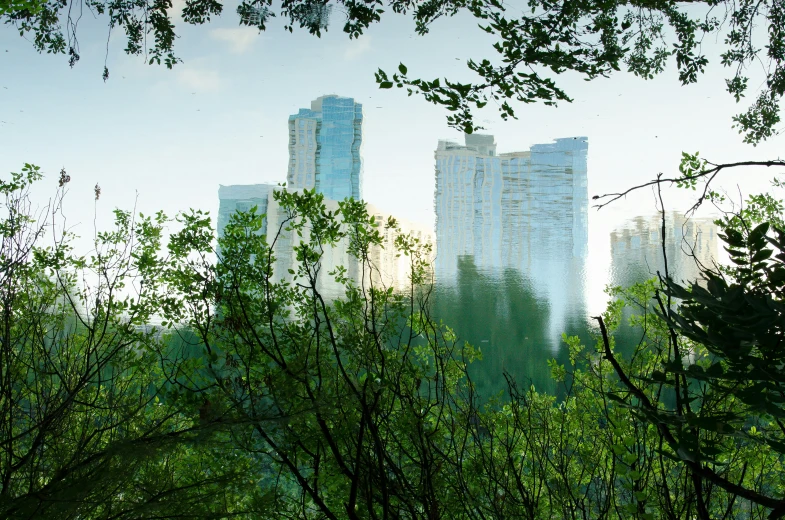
[219,94,435,299]
[287,95,363,202]
[218,185,434,298]
[432,256,558,397]
[433,134,589,347]
[610,212,718,289]
[434,134,588,273]
[218,184,274,239]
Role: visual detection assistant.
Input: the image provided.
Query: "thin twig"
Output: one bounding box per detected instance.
[592,160,785,211]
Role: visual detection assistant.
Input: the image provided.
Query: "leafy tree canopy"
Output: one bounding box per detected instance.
[4,158,785,518]
[590,176,785,518]
[1,0,783,143]
[0,165,265,518]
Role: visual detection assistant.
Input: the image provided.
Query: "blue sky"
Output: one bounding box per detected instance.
[1,1,783,313]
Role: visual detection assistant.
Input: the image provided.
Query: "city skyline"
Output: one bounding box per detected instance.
[216,93,722,334]
[220,98,592,285]
[2,9,777,326]
[218,95,434,296]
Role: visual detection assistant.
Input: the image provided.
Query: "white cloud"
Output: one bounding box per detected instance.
[176,66,224,92]
[209,27,260,54]
[343,35,372,61]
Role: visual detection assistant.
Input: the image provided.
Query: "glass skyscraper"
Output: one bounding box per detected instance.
[287,95,363,201]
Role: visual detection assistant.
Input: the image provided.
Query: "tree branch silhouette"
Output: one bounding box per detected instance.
[592,159,785,212]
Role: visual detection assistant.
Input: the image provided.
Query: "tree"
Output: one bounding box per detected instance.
[0,0,42,16]
[0,165,261,518]
[191,185,779,519]
[5,165,785,517]
[159,186,493,518]
[163,181,785,519]
[590,192,785,518]
[2,164,511,518]
[450,278,783,519]
[2,0,783,142]
[378,0,785,143]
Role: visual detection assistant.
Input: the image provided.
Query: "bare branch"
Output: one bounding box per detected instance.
[592,159,785,211]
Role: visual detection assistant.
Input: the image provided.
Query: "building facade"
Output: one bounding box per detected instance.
[433,134,589,347]
[217,184,275,239]
[287,95,363,201]
[434,134,589,276]
[610,212,718,289]
[217,185,433,298]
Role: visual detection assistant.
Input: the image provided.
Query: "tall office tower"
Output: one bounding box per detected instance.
[287,95,363,201]
[610,212,718,289]
[434,134,589,275]
[433,134,589,347]
[217,184,275,239]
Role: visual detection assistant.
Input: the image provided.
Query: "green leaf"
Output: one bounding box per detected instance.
[749,222,770,243]
[751,249,773,262]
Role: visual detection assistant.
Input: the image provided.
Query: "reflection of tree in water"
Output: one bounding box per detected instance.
[433,256,591,398]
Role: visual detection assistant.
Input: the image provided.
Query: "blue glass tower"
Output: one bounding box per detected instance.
[287,95,363,201]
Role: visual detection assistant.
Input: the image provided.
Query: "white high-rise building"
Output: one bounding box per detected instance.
[264,194,434,297]
[434,135,589,275]
[217,184,275,238]
[217,185,433,298]
[610,212,718,289]
[433,134,589,346]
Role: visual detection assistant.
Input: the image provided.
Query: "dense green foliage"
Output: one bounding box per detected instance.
[3,165,785,518]
[164,186,485,518]
[4,0,785,514]
[473,279,785,519]
[2,0,783,142]
[0,166,260,518]
[596,186,785,518]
